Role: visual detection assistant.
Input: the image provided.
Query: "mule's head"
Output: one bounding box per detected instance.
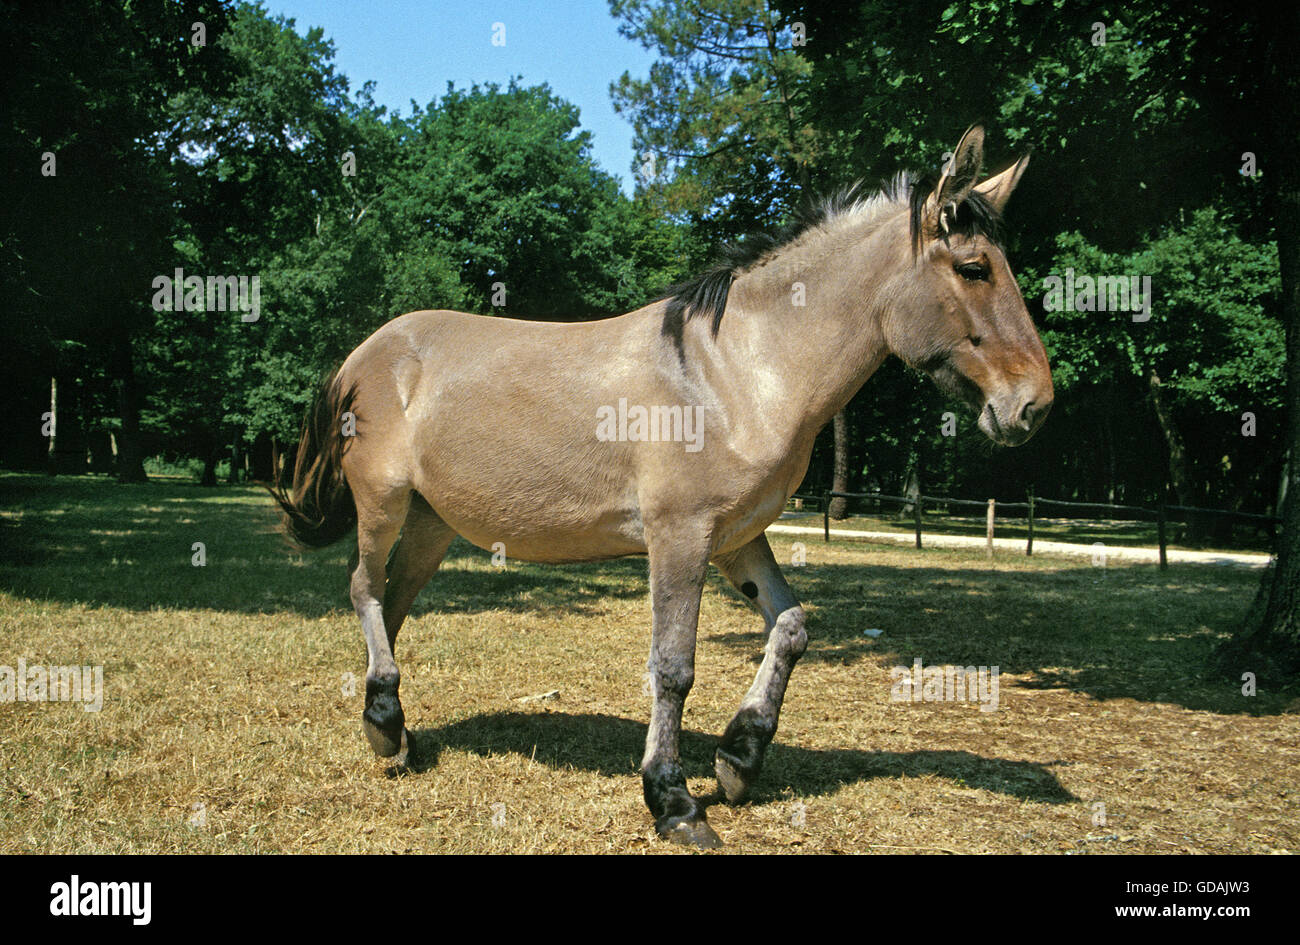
[883,126,1052,446]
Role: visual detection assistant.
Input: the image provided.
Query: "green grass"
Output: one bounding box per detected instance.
[0,472,1295,854]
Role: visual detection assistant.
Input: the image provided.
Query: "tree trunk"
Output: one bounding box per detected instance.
[1147,369,1207,542]
[46,375,58,475]
[900,464,920,521]
[50,374,89,475]
[1102,391,1117,503]
[200,450,218,487]
[250,431,274,482]
[113,334,147,483]
[1147,371,1193,505]
[87,430,114,474]
[1218,6,1300,680]
[829,408,849,519]
[228,431,242,485]
[1277,451,1289,517]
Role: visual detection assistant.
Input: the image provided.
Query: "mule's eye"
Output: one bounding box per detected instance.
[956,262,988,281]
[969,334,983,347]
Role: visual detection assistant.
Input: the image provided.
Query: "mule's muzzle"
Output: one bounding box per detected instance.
[980,388,1053,446]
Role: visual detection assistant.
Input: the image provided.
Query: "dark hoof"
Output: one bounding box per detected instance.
[363,677,406,759]
[362,715,408,762]
[657,816,722,849]
[714,709,773,804]
[714,753,750,805]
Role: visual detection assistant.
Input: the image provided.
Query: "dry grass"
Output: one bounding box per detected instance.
[0,473,1296,854]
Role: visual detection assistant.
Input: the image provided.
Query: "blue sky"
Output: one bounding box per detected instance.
[265,0,659,192]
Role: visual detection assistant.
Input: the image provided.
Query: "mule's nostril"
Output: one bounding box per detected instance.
[1020,398,1053,429]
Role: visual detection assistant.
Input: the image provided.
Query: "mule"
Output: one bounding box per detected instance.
[270,126,1052,848]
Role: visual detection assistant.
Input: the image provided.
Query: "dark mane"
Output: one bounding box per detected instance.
[907,171,1004,257]
[661,173,1003,352]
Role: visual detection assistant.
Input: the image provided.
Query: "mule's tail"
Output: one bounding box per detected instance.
[266,368,358,548]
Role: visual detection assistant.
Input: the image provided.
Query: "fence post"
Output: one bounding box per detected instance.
[823,491,831,543]
[1026,486,1035,556]
[986,498,995,558]
[914,493,923,549]
[1157,502,1168,570]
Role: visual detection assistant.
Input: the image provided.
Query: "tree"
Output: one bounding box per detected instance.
[0,0,236,480]
[159,1,360,480]
[1024,209,1283,526]
[2,3,699,483]
[384,80,657,320]
[610,0,817,236]
[1216,5,1300,678]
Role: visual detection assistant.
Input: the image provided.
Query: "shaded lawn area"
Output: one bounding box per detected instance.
[0,472,1295,854]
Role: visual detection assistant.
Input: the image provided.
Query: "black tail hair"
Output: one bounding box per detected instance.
[265,368,358,548]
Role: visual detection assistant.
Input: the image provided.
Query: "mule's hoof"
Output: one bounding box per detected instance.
[363,715,407,761]
[391,728,411,768]
[657,816,722,849]
[714,753,749,805]
[363,676,405,757]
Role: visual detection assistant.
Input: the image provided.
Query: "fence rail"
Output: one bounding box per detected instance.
[787,490,1279,569]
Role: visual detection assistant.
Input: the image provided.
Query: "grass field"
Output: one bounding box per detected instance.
[1,472,1296,854]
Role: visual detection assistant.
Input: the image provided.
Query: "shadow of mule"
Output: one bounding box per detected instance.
[402,710,1077,806]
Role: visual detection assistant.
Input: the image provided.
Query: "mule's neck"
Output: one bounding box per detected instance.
[708,212,907,438]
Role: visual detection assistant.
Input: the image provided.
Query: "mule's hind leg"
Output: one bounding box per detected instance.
[374,493,457,764]
[712,534,807,804]
[351,488,414,764]
[382,493,457,647]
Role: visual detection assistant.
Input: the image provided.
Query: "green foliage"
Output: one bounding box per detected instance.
[610,0,817,239]
[1034,208,1282,412]
[381,80,661,319]
[1015,205,1283,507]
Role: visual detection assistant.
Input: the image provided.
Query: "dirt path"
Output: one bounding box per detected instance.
[765,522,1272,568]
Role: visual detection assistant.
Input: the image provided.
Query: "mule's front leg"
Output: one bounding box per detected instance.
[642,538,720,848]
[713,535,807,804]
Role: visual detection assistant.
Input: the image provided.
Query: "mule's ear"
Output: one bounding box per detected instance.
[975,152,1031,213]
[925,125,985,232]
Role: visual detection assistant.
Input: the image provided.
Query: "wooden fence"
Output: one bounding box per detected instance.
[788,490,1278,570]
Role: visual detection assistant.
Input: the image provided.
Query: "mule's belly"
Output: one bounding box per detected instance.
[412,405,814,564]
[433,494,648,564]
[413,444,649,563]
[430,480,791,565]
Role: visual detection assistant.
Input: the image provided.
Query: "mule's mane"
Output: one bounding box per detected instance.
[661,171,1003,350]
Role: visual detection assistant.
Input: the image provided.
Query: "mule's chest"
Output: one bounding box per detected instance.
[707,441,816,556]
